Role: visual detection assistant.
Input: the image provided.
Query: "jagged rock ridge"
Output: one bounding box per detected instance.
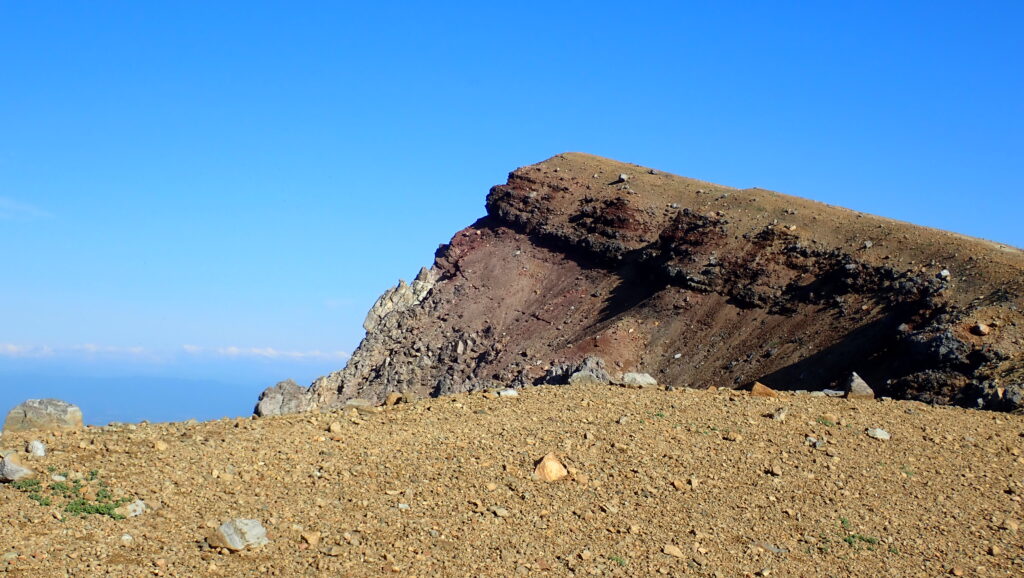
[257,153,1024,415]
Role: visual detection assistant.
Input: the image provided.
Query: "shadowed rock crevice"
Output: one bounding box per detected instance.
[257,153,1024,414]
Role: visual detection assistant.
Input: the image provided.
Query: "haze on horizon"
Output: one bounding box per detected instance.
[2,1,1022,423]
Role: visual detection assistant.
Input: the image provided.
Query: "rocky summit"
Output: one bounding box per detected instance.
[3,154,1024,577]
[259,153,1024,415]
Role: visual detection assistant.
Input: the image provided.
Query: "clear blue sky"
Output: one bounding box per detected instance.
[2,1,1021,423]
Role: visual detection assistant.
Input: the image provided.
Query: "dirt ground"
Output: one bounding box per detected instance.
[2,383,1023,577]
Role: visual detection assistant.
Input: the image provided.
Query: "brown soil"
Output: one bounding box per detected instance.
[3,384,1024,576]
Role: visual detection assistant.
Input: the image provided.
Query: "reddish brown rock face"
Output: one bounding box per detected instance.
[275,153,1024,413]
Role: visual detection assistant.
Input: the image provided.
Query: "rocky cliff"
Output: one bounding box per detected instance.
[257,153,1024,415]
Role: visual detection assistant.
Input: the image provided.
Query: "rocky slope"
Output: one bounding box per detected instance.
[259,153,1024,415]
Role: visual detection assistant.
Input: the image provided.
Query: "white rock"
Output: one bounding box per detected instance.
[208,519,269,551]
[497,388,519,397]
[621,373,658,388]
[114,499,148,518]
[0,453,35,482]
[26,440,46,458]
[866,428,891,441]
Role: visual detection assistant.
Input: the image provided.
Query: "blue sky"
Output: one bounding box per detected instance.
[1,2,1021,423]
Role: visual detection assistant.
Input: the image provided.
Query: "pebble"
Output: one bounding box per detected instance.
[328,422,343,434]
[972,323,991,336]
[866,428,891,441]
[300,531,321,547]
[770,407,788,422]
[490,506,510,518]
[153,440,169,451]
[497,389,519,398]
[662,544,684,558]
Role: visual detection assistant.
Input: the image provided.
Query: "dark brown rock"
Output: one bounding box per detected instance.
[257,153,1024,413]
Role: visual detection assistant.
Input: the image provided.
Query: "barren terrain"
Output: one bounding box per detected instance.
[3,384,1023,576]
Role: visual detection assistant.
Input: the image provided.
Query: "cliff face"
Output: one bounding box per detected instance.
[258,153,1024,415]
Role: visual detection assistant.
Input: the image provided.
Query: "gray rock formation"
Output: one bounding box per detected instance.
[254,380,314,417]
[3,399,83,433]
[363,267,439,333]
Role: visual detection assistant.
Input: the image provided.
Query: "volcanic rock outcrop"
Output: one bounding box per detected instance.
[257,153,1024,414]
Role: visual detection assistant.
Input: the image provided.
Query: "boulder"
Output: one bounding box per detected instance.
[750,382,780,398]
[114,499,149,518]
[844,372,875,400]
[3,399,83,433]
[0,453,35,482]
[621,373,658,388]
[208,519,270,551]
[26,440,46,458]
[254,380,313,417]
[533,453,569,482]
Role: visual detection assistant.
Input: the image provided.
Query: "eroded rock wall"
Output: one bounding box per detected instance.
[260,153,1024,414]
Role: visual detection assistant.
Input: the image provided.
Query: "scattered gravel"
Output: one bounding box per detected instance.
[0,384,1022,576]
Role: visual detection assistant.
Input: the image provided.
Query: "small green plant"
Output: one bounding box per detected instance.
[9,471,131,520]
[46,465,56,473]
[817,417,835,427]
[11,479,42,492]
[607,555,626,567]
[653,412,666,418]
[840,517,852,531]
[888,546,900,555]
[843,534,879,547]
[27,493,51,506]
[900,465,915,477]
[65,497,130,520]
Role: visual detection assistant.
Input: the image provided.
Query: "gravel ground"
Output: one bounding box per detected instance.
[2,384,1023,576]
